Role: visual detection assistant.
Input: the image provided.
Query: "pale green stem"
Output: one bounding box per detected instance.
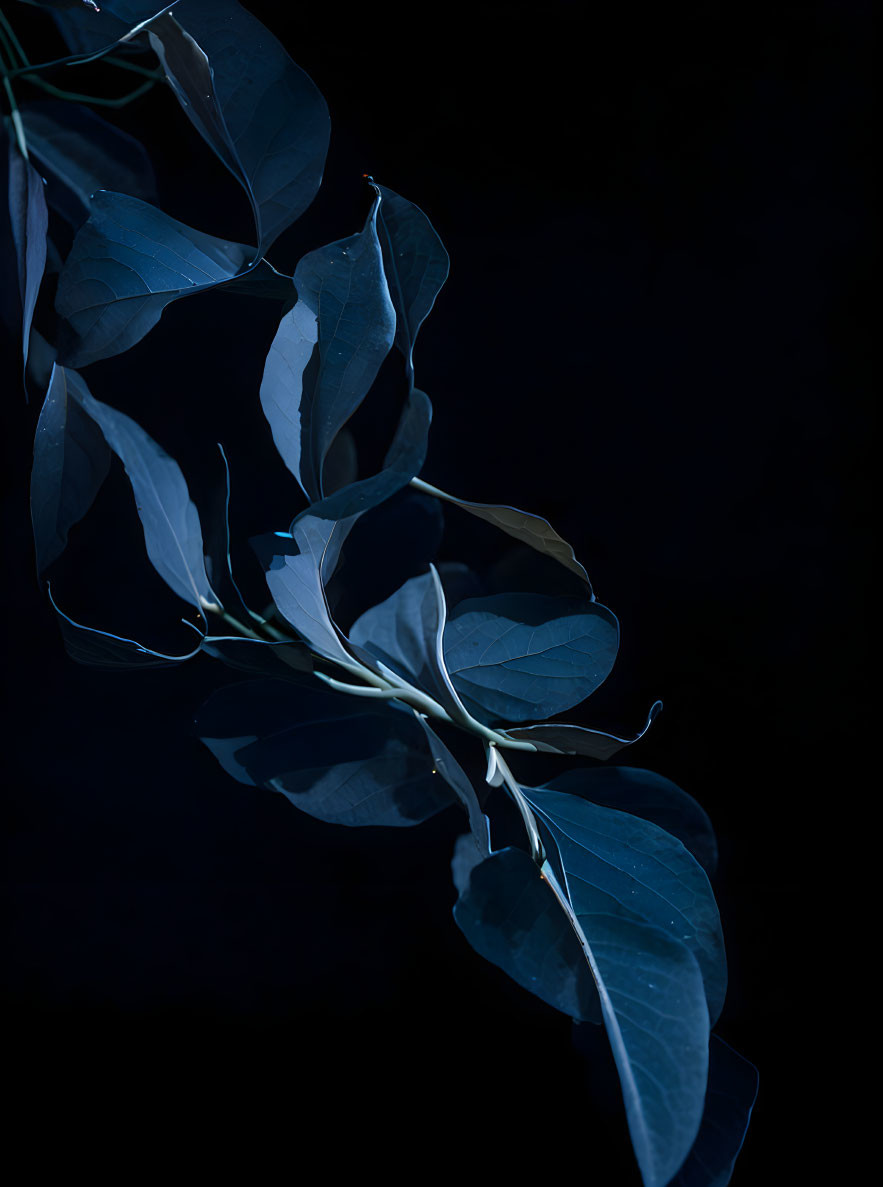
[490,748,545,864]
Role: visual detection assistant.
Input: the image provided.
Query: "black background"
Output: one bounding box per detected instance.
[2,1,872,1180]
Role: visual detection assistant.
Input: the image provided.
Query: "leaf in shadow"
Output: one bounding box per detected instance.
[259,188,395,500]
[453,845,602,1023]
[7,135,48,384]
[199,635,312,679]
[49,2,182,57]
[418,720,489,857]
[522,785,727,1026]
[30,364,111,574]
[20,100,158,229]
[669,1036,759,1187]
[502,700,662,760]
[196,678,455,827]
[443,593,619,724]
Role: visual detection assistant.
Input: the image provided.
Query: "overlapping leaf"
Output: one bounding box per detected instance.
[197,678,455,827]
[444,593,619,724]
[6,133,48,381]
[48,1,182,57]
[503,700,662,759]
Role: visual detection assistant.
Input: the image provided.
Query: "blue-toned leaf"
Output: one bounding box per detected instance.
[196,678,454,827]
[260,190,396,500]
[30,364,111,574]
[503,700,662,760]
[65,369,218,608]
[172,0,330,251]
[54,190,276,366]
[256,515,357,669]
[374,181,449,379]
[670,1036,758,1187]
[49,2,180,56]
[7,135,48,381]
[411,477,593,591]
[20,100,157,229]
[48,584,202,668]
[443,593,619,725]
[348,567,470,722]
[454,846,602,1023]
[199,635,312,679]
[418,721,489,857]
[542,766,719,878]
[522,785,727,1026]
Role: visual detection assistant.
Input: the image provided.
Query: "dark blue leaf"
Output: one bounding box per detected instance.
[48,584,202,668]
[199,635,312,678]
[503,700,662,760]
[374,181,449,379]
[257,515,358,669]
[49,2,180,57]
[20,100,158,229]
[65,369,218,609]
[348,567,470,722]
[55,191,256,366]
[454,846,602,1023]
[260,189,396,500]
[669,1036,759,1187]
[410,476,593,592]
[522,785,727,1026]
[196,678,454,827]
[443,593,619,724]
[30,364,111,574]
[541,766,719,878]
[172,0,330,251]
[418,721,489,857]
[6,135,48,382]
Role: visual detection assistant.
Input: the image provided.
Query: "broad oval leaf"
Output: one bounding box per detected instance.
[196,678,454,827]
[30,364,111,574]
[503,700,662,760]
[260,189,396,501]
[522,785,727,1026]
[55,190,257,366]
[454,845,601,1023]
[6,134,48,382]
[443,593,619,724]
[64,367,218,609]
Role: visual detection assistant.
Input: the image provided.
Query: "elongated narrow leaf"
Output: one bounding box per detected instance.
[454,846,602,1022]
[173,0,330,251]
[503,700,662,759]
[197,679,454,827]
[50,2,181,56]
[7,136,48,380]
[542,766,719,877]
[670,1036,758,1187]
[418,721,489,857]
[30,365,111,573]
[20,100,157,229]
[522,785,727,1026]
[374,182,449,378]
[411,477,593,591]
[67,372,217,608]
[256,516,357,670]
[55,191,257,366]
[443,593,619,724]
[348,567,470,722]
[199,635,312,679]
[260,190,396,500]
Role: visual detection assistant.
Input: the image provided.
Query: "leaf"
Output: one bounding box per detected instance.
[199,635,312,679]
[502,700,662,760]
[55,190,273,366]
[6,134,48,382]
[454,845,602,1023]
[172,0,330,251]
[259,189,396,500]
[20,100,158,229]
[196,678,455,827]
[522,785,727,1026]
[374,181,449,379]
[443,593,619,724]
[411,477,593,591]
[30,364,111,574]
[541,766,719,878]
[49,2,182,57]
[255,516,358,670]
[348,567,470,722]
[418,721,489,857]
[65,368,218,609]
[669,1036,759,1187]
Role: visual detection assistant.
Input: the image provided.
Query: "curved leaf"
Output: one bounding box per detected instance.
[443,593,619,724]
[47,585,203,668]
[418,721,489,857]
[503,700,662,760]
[196,678,454,827]
[454,845,601,1022]
[259,189,396,500]
[6,134,48,383]
[522,785,727,1026]
[30,364,111,574]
